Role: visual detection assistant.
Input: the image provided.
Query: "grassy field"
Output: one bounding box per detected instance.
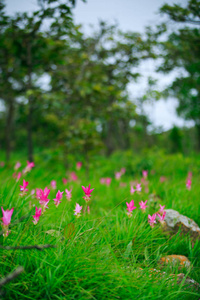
[0,150,200,299]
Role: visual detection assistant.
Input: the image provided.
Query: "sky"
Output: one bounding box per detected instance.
[5,0,194,131]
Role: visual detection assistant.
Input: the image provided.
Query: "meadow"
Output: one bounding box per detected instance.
[0,150,200,300]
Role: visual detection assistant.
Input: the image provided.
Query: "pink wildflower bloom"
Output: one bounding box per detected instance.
[105,178,112,186]
[139,200,147,211]
[157,211,166,223]
[31,189,35,195]
[36,187,51,211]
[142,170,148,179]
[32,207,42,225]
[135,183,142,192]
[87,205,90,214]
[120,168,126,174]
[130,186,136,194]
[51,180,56,190]
[1,207,14,237]
[100,178,106,184]
[159,204,165,214]
[160,176,166,183]
[126,200,136,217]
[14,162,21,171]
[23,161,34,173]
[70,172,78,181]
[82,184,94,202]
[0,162,5,167]
[76,162,82,170]
[53,190,64,207]
[186,178,191,190]
[74,203,82,217]
[65,189,72,201]
[20,179,29,196]
[16,172,21,182]
[115,172,121,180]
[148,214,157,228]
[62,178,68,185]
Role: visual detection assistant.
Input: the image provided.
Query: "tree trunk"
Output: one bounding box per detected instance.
[5,98,14,162]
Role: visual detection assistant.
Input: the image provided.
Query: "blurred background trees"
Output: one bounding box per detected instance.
[0,0,199,163]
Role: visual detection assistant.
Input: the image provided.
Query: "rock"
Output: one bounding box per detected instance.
[162,209,200,240]
[160,255,191,270]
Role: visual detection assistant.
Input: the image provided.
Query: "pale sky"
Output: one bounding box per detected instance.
[5,0,194,131]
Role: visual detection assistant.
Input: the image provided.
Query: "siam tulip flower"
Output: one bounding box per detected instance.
[36,187,50,211]
[76,162,82,170]
[62,178,68,185]
[139,200,147,212]
[82,184,94,202]
[100,178,106,184]
[157,211,166,223]
[159,204,165,215]
[126,200,136,217]
[70,172,78,181]
[23,161,34,173]
[51,180,56,190]
[31,189,35,195]
[74,203,82,218]
[115,172,122,180]
[130,186,136,195]
[0,161,5,167]
[87,205,90,214]
[1,207,14,237]
[32,207,42,225]
[186,178,191,190]
[20,179,29,196]
[14,162,21,171]
[105,178,112,186]
[65,189,72,201]
[148,214,157,228]
[53,190,64,207]
[142,170,148,179]
[135,183,142,192]
[16,172,21,182]
[160,176,166,183]
[120,168,126,174]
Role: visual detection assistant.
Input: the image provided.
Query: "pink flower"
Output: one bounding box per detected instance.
[148,214,157,228]
[82,184,94,202]
[139,200,147,211]
[126,200,136,217]
[70,172,78,181]
[160,176,166,183]
[142,170,148,179]
[23,161,34,173]
[135,183,142,192]
[62,178,68,185]
[0,161,5,167]
[159,204,165,214]
[100,178,106,184]
[16,172,21,182]
[130,186,135,194]
[1,207,14,237]
[186,178,191,190]
[65,189,72,201]
[120,168,126,174]
[115,172,121,180]
[157,211,166,223]
[74,203,82,217]
[14,162,21,171]
[51,180,56,190]
[76,162,82,170]
[53,190,64,207]
[36,187,50,211]
[32,207,42,225]
[20,179,29,196]
[87,205,90,214]
[105,178,112,186]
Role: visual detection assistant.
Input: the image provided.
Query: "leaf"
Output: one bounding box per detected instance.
[123,241,132,260]
[64,222,75,239]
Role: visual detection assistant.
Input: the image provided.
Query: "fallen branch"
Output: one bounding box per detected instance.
[0,244,56,251]
[0,266,24,288]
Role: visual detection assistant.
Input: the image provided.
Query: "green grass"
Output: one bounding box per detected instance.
[0,151,200,299]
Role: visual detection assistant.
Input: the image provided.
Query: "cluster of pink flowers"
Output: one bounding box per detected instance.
[100,177,112,186]
[186,172,192,190]
[130,183,142,194]
[115,168,126,180]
